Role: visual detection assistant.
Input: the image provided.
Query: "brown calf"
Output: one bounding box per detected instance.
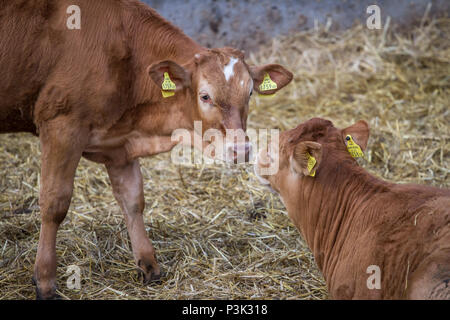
[0,0,293,299]
[255,118,450,299]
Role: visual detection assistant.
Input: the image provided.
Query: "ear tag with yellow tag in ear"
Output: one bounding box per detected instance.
[258,92,276,99]
[161,72,176,98]
[345,135,364,158]
[306,152,316,177]
[258,73,277,98]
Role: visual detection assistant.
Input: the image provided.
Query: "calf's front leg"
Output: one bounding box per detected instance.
[34,123,85,299]
[106,160,161,284]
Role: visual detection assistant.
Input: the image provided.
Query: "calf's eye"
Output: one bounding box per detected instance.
[201,94,211,103]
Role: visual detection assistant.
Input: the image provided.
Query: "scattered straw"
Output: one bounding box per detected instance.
[0,17,448,299]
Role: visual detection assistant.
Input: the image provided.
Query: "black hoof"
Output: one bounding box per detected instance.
[139,269,165,285]
[35,289,61,300]
[33,276,61,300]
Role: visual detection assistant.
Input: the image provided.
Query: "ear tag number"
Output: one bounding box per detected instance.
[345,135,364,158]
[259,73,277,94]
[306,152,316,177]
[161,72,176,98]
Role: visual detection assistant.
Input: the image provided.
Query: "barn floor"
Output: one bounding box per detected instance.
[0,18,449,299]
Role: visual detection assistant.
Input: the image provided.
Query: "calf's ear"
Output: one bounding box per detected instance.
[147,60,191,92]
[342,120,370,151]
[290,141,322,176]
[249,64,293,95]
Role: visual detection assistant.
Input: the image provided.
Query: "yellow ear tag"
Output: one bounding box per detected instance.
[161,90,175,98]
[258,92,276,99]
[161,72,176,98]
[345,135,364,158]
[306,152,316,177]
[259,73,277,95]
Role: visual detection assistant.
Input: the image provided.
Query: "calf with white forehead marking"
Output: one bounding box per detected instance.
[0,0,293,299]
[185,48,292,154]
[223,57,239,81]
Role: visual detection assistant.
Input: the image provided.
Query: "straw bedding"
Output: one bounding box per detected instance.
[0,17,448,299]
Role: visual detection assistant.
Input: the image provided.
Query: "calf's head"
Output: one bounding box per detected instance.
[148,47,293,163]
[254,118,370,205]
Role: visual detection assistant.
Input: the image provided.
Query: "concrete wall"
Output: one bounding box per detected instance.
[141,0,449,51]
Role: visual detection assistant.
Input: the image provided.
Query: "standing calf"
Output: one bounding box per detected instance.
[0,0,293,299]
[255,118,449,299]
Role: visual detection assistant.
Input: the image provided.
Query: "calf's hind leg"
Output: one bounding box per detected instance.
[33,121,86,299]
[407,251,450,299]
[106,159,161,284]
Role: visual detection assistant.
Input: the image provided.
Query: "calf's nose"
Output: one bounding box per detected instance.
[226,142,252,163]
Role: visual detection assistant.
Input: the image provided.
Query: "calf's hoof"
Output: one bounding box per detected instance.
[35,288,62,300]
[137,258,164,285]
[32,276,61,300]
[138,268,165,285]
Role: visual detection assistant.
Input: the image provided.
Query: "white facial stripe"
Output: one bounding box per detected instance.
[240,80,244,87]
[223,57,238,82]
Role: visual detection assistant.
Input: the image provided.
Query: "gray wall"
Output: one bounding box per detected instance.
[141,0,449,51]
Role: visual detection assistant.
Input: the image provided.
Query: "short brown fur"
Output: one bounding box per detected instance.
[0,0,293,299]
[256,118,450,299]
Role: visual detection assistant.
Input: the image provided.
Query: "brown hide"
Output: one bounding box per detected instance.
[0,0,294,299]
[255,118,450,299]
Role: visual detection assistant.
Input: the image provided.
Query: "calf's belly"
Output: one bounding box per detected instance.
[0,106,37,134]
